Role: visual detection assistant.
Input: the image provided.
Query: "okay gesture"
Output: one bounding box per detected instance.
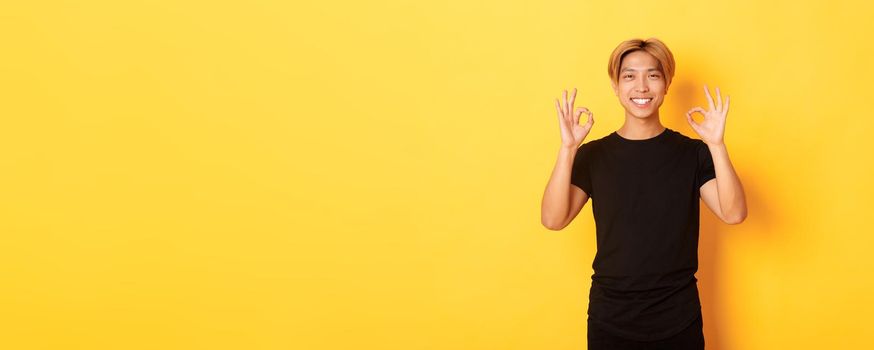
[686,84,730,146]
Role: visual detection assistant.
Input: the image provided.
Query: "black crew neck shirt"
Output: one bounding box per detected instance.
[570,127,716,341]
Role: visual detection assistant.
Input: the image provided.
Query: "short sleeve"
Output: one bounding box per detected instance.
[695,140,716,189]
[570,143,594,196]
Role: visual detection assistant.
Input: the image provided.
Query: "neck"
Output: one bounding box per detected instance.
[617,111,665,140]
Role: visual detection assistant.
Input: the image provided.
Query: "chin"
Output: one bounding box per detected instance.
[624,102,661,119]
[625,107,656,119]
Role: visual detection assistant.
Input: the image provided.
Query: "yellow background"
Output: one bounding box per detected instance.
[1,0,872,349]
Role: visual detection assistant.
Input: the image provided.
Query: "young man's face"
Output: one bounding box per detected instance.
[611,50,668,120]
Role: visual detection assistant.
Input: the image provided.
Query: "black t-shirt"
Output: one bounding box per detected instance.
[570,127,716,341]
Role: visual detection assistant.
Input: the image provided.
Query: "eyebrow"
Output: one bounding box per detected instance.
[621,68,661,72]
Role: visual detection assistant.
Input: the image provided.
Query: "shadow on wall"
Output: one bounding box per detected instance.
[666,67,778,350]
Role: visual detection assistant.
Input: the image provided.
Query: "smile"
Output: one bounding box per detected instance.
[631,98,653,106]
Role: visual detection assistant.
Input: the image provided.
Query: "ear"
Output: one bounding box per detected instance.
[611,80,618,96]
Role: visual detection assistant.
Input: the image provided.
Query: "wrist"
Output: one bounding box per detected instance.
[705,141,726,148]
[560,142,578,152]
[558,143,577,158]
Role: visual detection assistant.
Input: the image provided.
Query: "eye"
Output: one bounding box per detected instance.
[623,74,633,79]
[649,74,660,78]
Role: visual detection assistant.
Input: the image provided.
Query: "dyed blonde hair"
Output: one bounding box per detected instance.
[607,38,676,88]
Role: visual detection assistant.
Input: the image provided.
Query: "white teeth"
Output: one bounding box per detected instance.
[631,98,652,105]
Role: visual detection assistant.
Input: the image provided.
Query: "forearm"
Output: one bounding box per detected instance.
[707,143,748,223]
[540,145,576,229]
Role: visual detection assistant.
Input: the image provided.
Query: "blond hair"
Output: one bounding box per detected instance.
[607,38,676,88]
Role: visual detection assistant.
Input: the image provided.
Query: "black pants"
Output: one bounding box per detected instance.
[587,314,705,350]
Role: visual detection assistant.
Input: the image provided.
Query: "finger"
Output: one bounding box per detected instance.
[715,86,722,111]
[687,106,707,118]
[703,84,715,111]
[573,107,584,125]
[686,107,706,123]
[569,88,578,112]
[563,90,569,118]
[555,99,566,123]
[685,110,700,133]
[724,95,730,114]
[585,110,594,128]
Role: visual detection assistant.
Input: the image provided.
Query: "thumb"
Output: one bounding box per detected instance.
[685,111,700,133]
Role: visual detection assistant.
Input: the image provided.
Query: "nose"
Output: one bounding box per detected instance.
[635,77,649,92]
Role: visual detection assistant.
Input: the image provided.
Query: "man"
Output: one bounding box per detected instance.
[540,37,747,349]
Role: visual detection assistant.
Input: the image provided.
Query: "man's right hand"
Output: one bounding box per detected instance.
[555,87,594,148]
